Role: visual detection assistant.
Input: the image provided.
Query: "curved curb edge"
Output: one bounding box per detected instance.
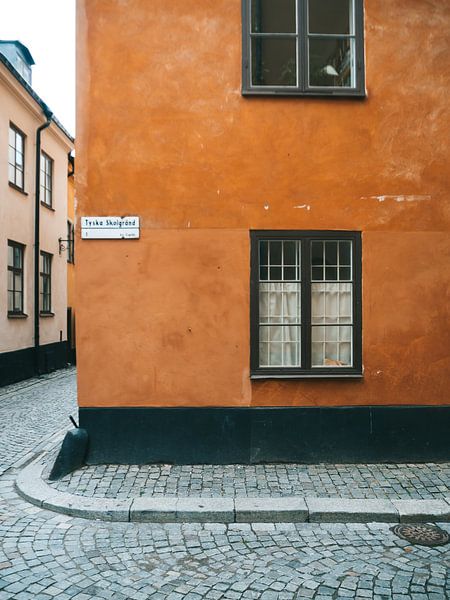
[15,457,450,524]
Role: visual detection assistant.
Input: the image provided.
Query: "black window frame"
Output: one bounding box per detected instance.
[242,0,365,97]
[8,123,26,191]
[250,230,362,378]
[7,240,25,315]
[40,151,53,208]
[40,251,53,314]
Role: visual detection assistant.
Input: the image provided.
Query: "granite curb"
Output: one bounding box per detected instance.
[15,457,450,524]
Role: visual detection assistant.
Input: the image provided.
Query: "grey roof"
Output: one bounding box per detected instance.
[0,51,73,143]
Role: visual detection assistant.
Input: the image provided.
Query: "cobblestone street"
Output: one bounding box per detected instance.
[0,370,449,599]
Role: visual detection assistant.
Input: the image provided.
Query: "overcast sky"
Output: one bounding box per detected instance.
[0,0,76,136]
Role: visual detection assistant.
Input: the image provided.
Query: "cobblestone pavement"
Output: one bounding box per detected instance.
[0,368,76,476]
[48,460,450,501]
[1,371,449,599]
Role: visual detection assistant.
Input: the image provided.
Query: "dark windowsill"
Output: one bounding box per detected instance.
[40,201,55,211]
[250,368,363,380]
[251,373,363,380]
[8,181,28,195]
[8,312,28,319]
[242,88,366,98]
[40,311,55,317]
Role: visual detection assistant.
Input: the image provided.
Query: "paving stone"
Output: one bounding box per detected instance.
[1,370,450,599]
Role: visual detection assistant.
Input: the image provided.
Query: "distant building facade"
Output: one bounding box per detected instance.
[76,1,450,463]
[0,41,74,386]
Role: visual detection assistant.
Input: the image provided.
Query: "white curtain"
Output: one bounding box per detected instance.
[259,282,353,367]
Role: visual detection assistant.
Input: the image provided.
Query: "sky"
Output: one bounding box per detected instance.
[0,0,76,136]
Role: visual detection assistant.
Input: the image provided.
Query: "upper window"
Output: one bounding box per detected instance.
[250,231,362,377]
[7,241,25,315]
[40,152,53,208]
[40,251,52,314]
[8,124,25,190]
[242,0,365,96]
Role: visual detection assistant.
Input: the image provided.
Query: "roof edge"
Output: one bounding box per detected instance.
[0,53,74,143]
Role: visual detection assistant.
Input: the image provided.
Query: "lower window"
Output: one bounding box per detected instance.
[250,230,362,377]
[7,241,24,314]
[40,251,52,313]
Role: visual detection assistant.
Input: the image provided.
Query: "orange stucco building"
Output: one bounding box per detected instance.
[75,0,450,463]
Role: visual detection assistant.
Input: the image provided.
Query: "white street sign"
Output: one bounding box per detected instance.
[81,216,140,239]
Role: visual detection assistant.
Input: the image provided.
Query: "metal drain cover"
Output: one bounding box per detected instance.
[392,524,450,547]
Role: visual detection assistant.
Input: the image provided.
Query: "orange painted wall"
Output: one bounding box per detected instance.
[76,0,450,408]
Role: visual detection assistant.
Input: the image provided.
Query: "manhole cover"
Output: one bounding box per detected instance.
[391,524,450,547]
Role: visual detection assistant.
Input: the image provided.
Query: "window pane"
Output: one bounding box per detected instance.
[8,270,14,290]
[283,241,297,265]
[308,0,353,34]
[339,241,351,265]
[259,325,301,366]
[14,246,22,267]
[8,245,13,266]
[14,291,23,311]
[339,267,351,280]
[16,151,23,167]
[9,127,15,146]
[325,241,337,265]
[260,282,301,324]
[16,132,23,152]
[259,240,269,265]
[283,266,297,280]
[325,266,337,280]
[309,38,354,87]
[311,282,352,324]
[14,273,22,292]
[311,266,323,281]
[269,241,282,265]
[8,291,13,312]
[252,37,297,86]
[8,164,15,183]
[251,0,296,33]
[16,171,23,188]
[312,325,353,366]
[311,240,323,265]
[269,266,282,280]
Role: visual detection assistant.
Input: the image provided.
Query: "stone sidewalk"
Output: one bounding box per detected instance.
[16,448,450,524]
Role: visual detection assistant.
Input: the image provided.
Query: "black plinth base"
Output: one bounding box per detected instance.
[79,406,450,464]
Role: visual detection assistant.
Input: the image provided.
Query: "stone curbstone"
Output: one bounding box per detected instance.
[392,499,450,523]
[235,497,308,523]
[130,497,178,522]
[42,493,132,522]
[16,457,450,525]
[176,497,235,523]
[15,458,54,508]
[306,498,399,523]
